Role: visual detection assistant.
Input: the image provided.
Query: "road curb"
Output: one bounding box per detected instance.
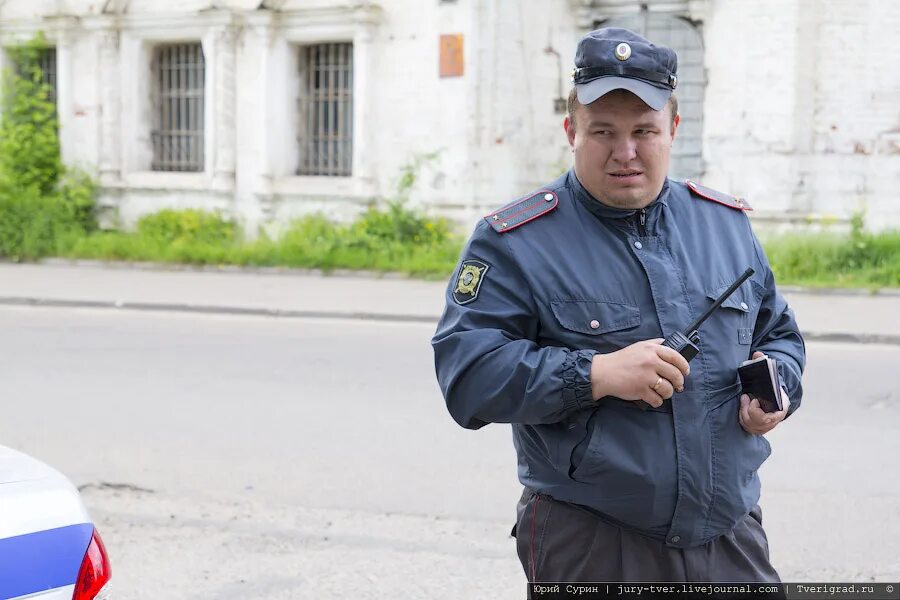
[2,295,898,345]
[0,296,439,325]
[21,259,900,296]
[780,285,900,297]
[797,331,900,346]
[32,258,429,281]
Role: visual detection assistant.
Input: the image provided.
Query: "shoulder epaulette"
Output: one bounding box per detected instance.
[685,180,752,211]
[484,190,559,233]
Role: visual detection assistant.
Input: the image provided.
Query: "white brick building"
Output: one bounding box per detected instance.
[0,0,897,233]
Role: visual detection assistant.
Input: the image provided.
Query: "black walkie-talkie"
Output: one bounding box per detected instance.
[636,267,755,410]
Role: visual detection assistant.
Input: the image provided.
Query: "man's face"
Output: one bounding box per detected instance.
[565,89,679,209]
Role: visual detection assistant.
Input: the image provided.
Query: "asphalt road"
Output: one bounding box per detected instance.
[0,306,898,598]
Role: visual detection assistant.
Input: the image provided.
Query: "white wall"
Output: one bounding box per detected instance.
[0,0,897,233]
[703,0,900,231]
[467,0,580,220]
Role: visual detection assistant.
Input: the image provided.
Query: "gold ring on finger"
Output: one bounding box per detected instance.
[652,377,663,391]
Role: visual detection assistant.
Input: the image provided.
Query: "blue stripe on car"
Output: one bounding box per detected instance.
[0,523,93,599]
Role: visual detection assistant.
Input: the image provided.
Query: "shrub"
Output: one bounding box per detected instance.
[0,187,98,260]
[0,33,98,260]
[136,209,238,246]
[0,36,60,197]
[350,201,452,246]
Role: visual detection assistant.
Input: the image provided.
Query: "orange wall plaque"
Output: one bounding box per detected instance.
[439,34,464,77]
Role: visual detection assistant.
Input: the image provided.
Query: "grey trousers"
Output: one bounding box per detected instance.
[513,487,781,585]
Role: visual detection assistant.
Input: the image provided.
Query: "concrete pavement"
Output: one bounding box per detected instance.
[1,260,898,344]
[4,301,900,593]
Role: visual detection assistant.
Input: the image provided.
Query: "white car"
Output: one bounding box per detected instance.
[0,445,111,600]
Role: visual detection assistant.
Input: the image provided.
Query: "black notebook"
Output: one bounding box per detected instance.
[738,355,783,413]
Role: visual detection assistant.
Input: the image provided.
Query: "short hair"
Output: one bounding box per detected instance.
[566,87,679,131]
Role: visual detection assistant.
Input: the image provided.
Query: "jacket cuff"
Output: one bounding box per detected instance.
[776,362,801,419]
[561,349,598,413]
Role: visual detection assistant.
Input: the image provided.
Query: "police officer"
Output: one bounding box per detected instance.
[431,28,806,586]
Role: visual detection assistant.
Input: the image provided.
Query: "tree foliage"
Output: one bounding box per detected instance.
[0,33,97,260]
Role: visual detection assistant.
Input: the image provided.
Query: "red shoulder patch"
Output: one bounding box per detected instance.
[685,180,752,211]
[484,190,559,233]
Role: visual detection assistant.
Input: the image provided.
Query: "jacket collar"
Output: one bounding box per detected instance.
[567,169,670,220]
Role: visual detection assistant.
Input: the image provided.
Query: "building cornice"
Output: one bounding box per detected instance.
[568,0,710,27]
[81,10,238,33]
[0,4,383,37]
[244,3,383,30]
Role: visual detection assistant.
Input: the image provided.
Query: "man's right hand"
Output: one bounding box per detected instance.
[590,338,691,408]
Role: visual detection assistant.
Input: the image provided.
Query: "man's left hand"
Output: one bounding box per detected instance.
[738,351,790,435]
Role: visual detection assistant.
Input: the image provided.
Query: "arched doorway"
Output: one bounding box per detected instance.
[596,10,705,180]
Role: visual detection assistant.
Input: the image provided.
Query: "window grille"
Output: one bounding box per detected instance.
[297,43,353,177]
[38,47,57,106]
[151,43,205,172]
[13,46,56,106]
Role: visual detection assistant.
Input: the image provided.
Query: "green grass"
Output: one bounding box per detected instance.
[60,208,466,280]
[8,204,898,288]
[65,223,900,289]
[763,230,900,289]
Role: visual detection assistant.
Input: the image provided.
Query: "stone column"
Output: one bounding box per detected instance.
[352,10,379,190]
[213,25,237,188]
[98,28,121,183]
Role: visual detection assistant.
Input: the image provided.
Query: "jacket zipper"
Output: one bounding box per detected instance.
[637,209,647,236]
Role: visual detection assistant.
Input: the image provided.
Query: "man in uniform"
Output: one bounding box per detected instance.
[431,28,806,585]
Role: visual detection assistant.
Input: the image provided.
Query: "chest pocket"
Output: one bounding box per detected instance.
[550,300,640,336]
[704,279,765,345]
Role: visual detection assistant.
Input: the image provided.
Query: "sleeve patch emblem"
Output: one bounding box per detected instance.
[453,259,489,305]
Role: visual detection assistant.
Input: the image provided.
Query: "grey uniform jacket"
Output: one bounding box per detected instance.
[431,169,806,548]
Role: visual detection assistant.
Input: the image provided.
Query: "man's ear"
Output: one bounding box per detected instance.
[670,113,681,144]
[564,115,576,148]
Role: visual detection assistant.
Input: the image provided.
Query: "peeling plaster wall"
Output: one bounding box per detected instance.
[0,0,896,232]
[703,0,900,230]
[467,0,579,223]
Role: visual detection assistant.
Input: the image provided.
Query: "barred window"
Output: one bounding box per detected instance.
[13,46,56,106]
[297,43,353,177]
[151,43,205,172]
[37,47,57,106]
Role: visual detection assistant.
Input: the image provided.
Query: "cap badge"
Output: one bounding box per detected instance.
[615,43,632,61]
